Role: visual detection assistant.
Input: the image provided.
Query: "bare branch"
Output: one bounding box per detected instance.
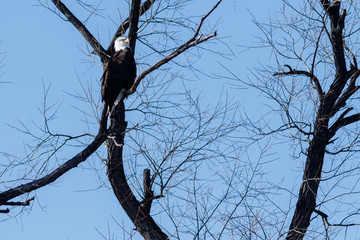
[124,0,222,96]
[193,0,223,39]
[0,133,107,204]
[1,197,35,206]
[108,0,156,53]
[314,209,360,227]
[329,111,360,138]
[127,32,216,96]
[50,0,108,62]
[0,209,9,214]
[331,69,360,116]
[107,101,169,240]
[320,1,348,114]
[274,65,324,97]
[128,0,141,52]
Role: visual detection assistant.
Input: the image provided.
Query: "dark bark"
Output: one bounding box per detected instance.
[51,0,154,62]
[0,133,107,204]
[104,2,167,238]
[128,0,141,52]
[0,197,34,213]
[0,209,9,213]
[46,1,219,238]
[0,1,222,238]
[1,197,34,206]
[0,87,109,209]
[285,1,354,239]
[286,120,329,239]
[142,169,154,215]
[319,1,347,117]
[51,0,109,63]
[106,102,168,240]
[107,0,156,55]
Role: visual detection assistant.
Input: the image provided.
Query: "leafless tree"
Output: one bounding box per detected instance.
[245,0,360,239]
[0,1,265,239]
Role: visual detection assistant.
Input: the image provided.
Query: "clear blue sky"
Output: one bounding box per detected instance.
[0,1,306,240]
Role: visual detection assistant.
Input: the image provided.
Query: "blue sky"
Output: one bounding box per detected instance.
[0,1,303,239]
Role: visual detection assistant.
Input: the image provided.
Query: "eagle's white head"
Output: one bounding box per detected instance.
[114,36,130,52]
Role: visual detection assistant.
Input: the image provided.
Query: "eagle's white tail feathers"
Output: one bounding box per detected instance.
[114,89,127,106]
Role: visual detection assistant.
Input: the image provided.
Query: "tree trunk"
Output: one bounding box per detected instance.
[286,2,349,238]
[286,117,329,239]
[106,101,169,240]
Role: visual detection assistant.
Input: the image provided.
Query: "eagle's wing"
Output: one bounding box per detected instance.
[101,48,136,110]
[122,49,137,89]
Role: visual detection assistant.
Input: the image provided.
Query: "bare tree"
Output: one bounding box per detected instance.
[246,0,360,239]
[10,1,360,239]
[0,1,259,239]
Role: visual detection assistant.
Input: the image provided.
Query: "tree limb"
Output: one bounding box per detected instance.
[124,0,222,96]
[0,209,9,214]
[330,70,360,117]
[0,197,35,213]
[286,2,351,239]
[107,0,156,54]
[274,66,324,97]
[107,101,168,240]
[314,208,360,227]
[106,2,223,238]
[128,0,141,52]
[50,0,109,63]
[127,32,216,96]
[329,111,360,138]
[1,197,35,206]
[320,1,348,115]
[0,132,107,204]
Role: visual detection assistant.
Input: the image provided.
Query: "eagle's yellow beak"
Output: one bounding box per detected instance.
[124,38,130,43]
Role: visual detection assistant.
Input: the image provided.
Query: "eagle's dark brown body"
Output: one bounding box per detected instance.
[101,47,136,111]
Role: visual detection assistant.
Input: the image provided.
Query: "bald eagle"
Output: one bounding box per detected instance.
[101,36,136,112]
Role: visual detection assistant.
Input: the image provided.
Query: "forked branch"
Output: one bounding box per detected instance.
[314,209,360,227]
[108,0,156,53]
[126,0,222,96]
